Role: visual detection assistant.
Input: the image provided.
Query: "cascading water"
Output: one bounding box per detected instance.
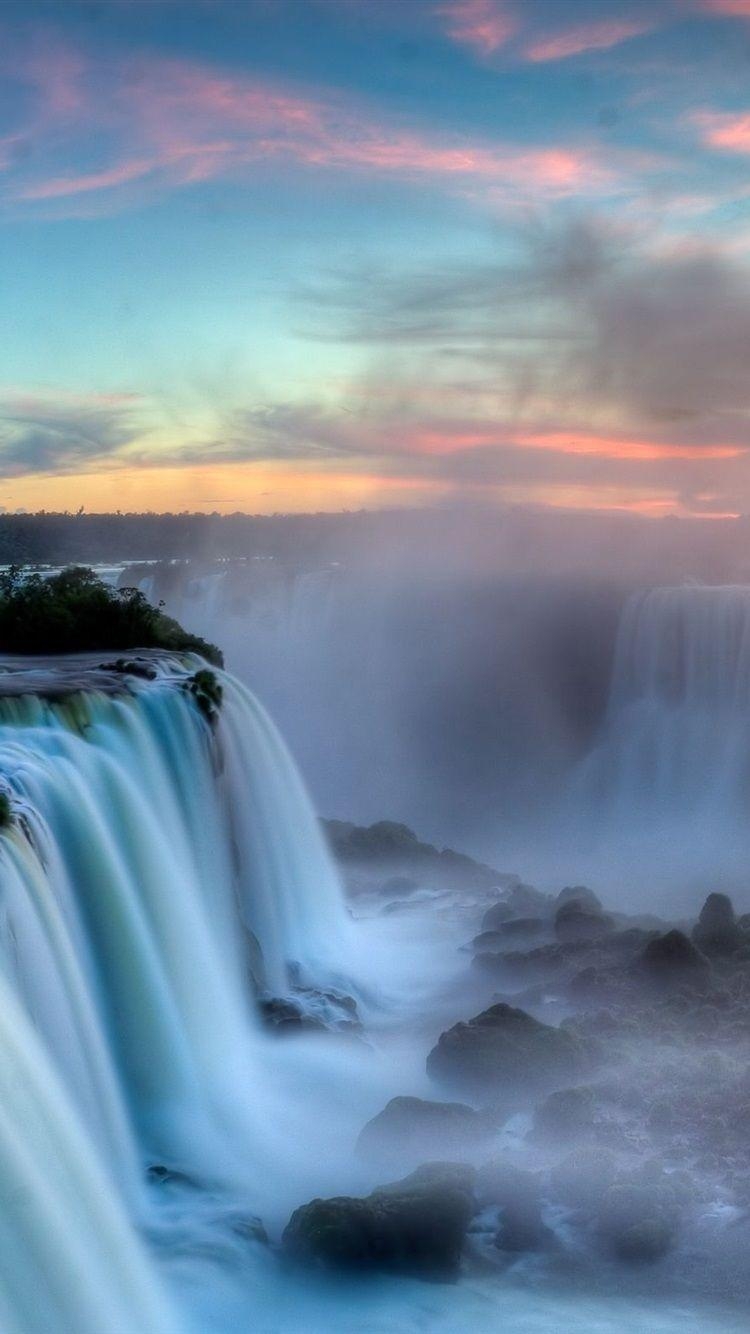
[0,655,352,1333]
[560,584,750,900]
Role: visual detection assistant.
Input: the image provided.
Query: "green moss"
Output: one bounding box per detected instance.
[0,566,223,665]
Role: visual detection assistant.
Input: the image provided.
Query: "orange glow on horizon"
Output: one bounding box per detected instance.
[410,425,744,461]
[0,461,740,522]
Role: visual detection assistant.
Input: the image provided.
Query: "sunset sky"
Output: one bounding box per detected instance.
[2,0,750,515]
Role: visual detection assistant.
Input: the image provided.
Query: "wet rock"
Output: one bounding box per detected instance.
[259,987,359,1035]
[692,893,744,957]
[475,1159,550,1252]
[357,1096,496,1166]
[597,1172,681,1264]
[426,1003,596,1099]
[259,996,326,1033]
[532,1086,597,1143]
[556,885,603,914]
[322,819,503,894]
[481,900,515,932]
[637,930,711,989]
[495,916,545,938]
[282,1162,475,1280]
[554,901,614,942]
[471,929,508,953]
[506,882,552,917]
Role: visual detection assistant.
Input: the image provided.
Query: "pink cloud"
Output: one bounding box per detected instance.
[694,110,750,152]
[380,422,744,462]
[21,157,158,201]
[436,0,517,55]
[3,47,615,209]
[524,18,655,63]
[700,1,750,15]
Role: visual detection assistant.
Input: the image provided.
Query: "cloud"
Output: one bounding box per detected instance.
[436,0,517,55]
[276,216,750,514]
[0,390,144,477]
[700,1,750,16]
[0,37,624,214]
[695,109,750,153]
[523,17,656,63]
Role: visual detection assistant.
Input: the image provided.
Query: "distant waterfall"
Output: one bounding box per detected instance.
[566,585,750,887]
[0,658,352,1332]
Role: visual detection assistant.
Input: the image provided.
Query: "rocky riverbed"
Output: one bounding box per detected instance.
[280,828,750,1308]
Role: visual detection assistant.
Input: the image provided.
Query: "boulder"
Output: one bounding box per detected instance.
[495,916,545,938]
[259,987,359,1035]
[692,893,743,957]
[506,882,551,917]
[556,885,603,913]
[282,1162,475,1280]
[554,901,614,942]
[475,1159,550,1252]
[597,1175,680,1263]
[426,1003,595,1099]
[637,930,710,989]
[356,1096,496,1167]
[481,900,515,931]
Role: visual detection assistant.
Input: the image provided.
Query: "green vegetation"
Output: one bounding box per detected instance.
[0,566,223,665]
[184,668,223,723]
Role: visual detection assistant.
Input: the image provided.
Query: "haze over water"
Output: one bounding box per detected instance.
[0,2,750,1332]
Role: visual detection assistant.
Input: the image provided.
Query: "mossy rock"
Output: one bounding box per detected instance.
[283,1162,475,1280]
[184,669,223,723]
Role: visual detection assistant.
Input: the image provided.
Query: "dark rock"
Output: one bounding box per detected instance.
[321,819,502,893]
[259,987,359,1035]
[357,1097,496,1166]
[481,900,515,931]
[554,901,614,942]
[496,916,545,938]
[692,893,743,957]
[556,885,603,913]
[475,1159,550,1252]
[506,882,551,917]
[637,930,711,988]
[597,1175,680,1263]
[426,1003,596,1099]
[471,929,508,953]
[282,1162,475,1280]
[532,1086,597,1142]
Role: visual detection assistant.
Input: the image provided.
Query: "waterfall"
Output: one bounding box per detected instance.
[563,584,750,891]
[0,656,352,1332]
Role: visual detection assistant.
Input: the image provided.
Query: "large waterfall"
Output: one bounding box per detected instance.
[0,656,352,1333]
[558,584,750,900]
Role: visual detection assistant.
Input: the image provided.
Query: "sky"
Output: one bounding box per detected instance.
[1,0,750,516]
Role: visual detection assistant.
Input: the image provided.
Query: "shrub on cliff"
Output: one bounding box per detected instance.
[0,566,223,665]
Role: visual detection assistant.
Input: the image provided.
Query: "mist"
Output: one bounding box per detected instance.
[118,505,750,912]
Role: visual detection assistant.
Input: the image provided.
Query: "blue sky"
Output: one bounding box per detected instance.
[1,0,750,515]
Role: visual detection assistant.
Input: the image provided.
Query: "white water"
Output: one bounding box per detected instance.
[0,658,353,1332]
[552,584,750,905]
[2,607,749,1331]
